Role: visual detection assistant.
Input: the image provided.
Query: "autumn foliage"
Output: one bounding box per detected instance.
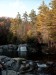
[0,0,56,46]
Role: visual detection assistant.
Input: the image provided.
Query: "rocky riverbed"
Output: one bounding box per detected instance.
[0,56,56,75]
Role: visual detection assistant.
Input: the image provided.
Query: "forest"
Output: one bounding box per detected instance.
[0,0,56,47]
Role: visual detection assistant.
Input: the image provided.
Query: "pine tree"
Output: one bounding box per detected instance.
[37,1,49,43]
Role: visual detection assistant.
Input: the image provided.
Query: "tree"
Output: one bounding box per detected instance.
[38,1,49,14]
[29,9,36,25]
[50,0,56,9]
[23,11,28,22]
[0,17,11,44]
[16,12,22,24]
[37,1,49,43]
[48,0,56,41]
[29,9,37,37]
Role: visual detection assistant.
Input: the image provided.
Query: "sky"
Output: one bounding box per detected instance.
[0,0,51,18]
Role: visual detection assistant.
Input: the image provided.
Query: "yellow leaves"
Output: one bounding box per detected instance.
[9,0,56,42]
[27,30,33,37]
[10,18,20,36]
